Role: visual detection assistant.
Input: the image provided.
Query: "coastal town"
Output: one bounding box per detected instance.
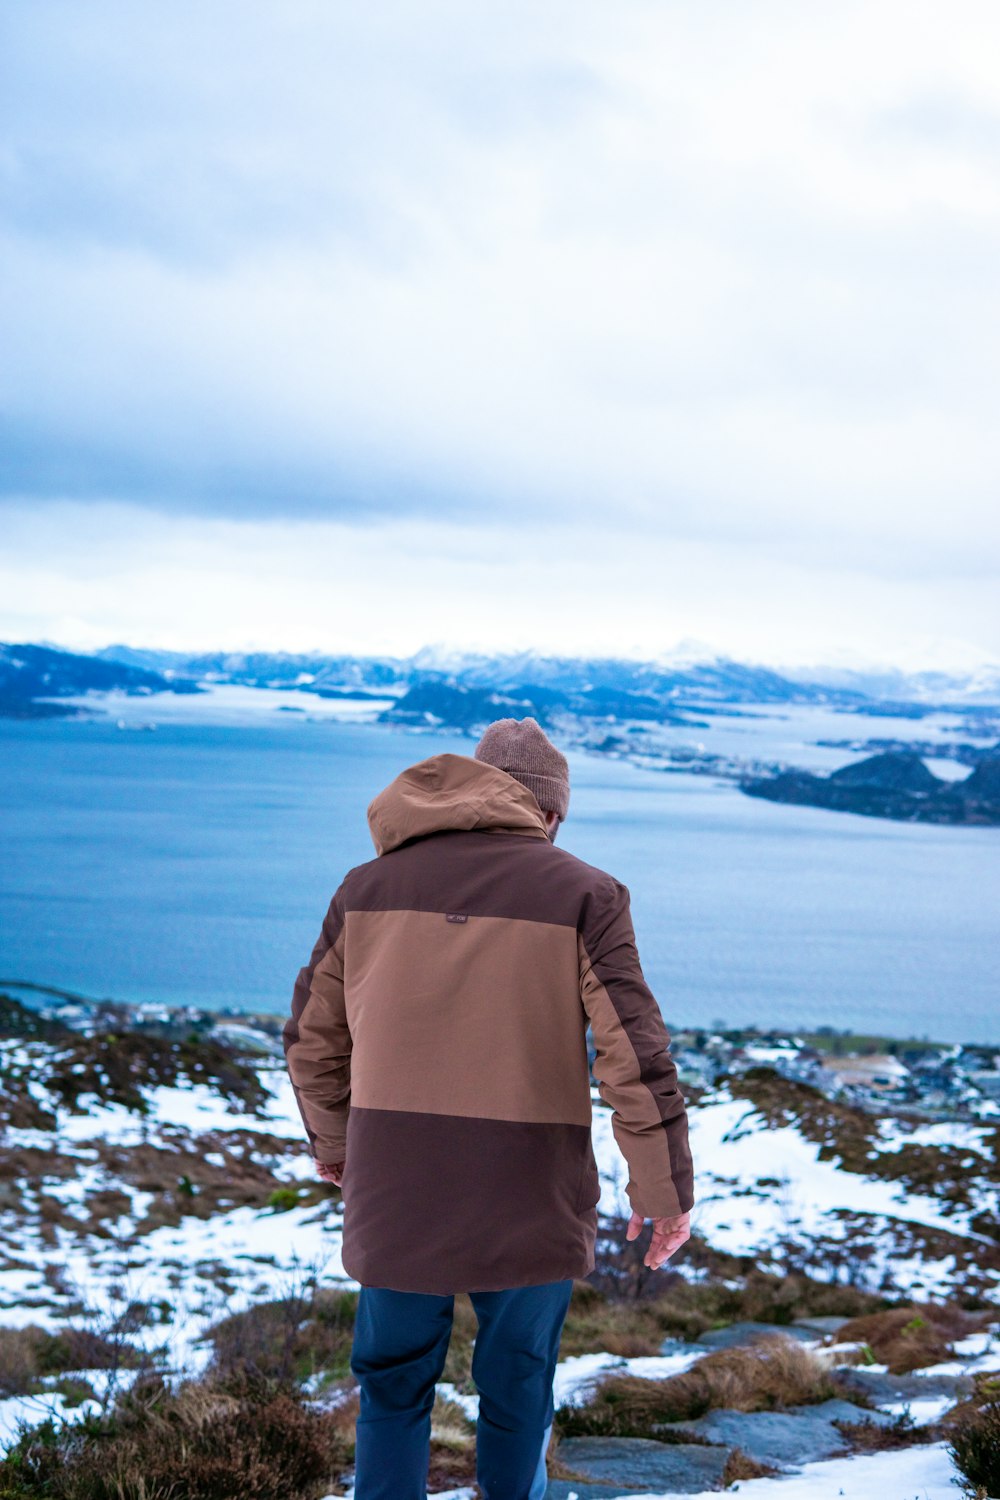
[12,980,1000,1127]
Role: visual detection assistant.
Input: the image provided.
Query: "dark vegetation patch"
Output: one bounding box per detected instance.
[0,1133,324,1242]
[0,1372,350,1499]
[48,1034,266,1116]
[100,1133,314,1231]
[0,998,72,1044]
[778,1211,1000,1303]
[839,1409,937,1452]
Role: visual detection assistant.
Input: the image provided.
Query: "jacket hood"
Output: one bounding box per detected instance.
[367,752,550,856]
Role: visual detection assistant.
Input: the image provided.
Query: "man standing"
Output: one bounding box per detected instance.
[284,718,694,1500]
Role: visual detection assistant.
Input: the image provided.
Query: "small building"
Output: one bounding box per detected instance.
[969,1069,1000,1101]
[819,1053,911,1090]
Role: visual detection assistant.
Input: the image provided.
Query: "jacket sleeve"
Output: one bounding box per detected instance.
[578,874,694,1219]
[283,885,351,1165]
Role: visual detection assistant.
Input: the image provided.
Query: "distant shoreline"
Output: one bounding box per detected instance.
[0,980,961,1053]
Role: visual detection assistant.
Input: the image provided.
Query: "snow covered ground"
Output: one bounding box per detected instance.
[2,1036,998,1494]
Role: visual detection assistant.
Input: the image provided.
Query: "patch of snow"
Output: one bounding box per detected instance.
[436,1382,479,1420]
[915,1347,1000,1378]
[552,1349,704,1408]
[951,1328,1000,1358]
[876,1117,991,1152]
[924,757,974,782]
[879,1393,958,1424]
[742,1044,799,1063]
[0,1390,97,1448]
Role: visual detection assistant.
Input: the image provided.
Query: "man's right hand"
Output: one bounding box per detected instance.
[313,1158,344,1186]
[626,1209,690,1268]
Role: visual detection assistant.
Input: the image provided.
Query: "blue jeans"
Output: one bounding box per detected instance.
[350,1279,573,1500]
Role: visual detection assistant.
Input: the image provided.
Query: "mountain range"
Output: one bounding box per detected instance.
[4,639,999,718]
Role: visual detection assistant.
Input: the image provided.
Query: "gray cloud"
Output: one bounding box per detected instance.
[2,0,1000,584]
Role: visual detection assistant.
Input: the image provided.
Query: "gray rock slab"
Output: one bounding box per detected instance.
[657,1335,714,1358]
[545,1485,660,1500]
[545,1485,672,1500]
[792,1314,851,1336]
[553,1436,731,1491]
[657,1407,851,1468]
[697,1320,819,1349]
[787,1397,897,1427]
[836,1367,973,1403]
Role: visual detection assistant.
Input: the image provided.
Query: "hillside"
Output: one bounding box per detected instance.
[0,643,201,718]
[0,995,997,1494]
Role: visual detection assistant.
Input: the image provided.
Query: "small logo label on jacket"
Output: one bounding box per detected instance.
[445,912,469,923]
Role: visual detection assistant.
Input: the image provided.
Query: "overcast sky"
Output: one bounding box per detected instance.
[2,1,999,669]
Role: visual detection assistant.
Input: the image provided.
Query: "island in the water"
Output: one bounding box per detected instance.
[742,748,1000,826]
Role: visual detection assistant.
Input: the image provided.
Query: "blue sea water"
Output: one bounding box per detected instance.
[1,705,997,1042]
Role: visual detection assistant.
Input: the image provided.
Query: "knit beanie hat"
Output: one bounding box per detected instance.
[474,717,570,822]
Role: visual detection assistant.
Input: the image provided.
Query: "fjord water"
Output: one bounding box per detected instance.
[1,705,997,1042]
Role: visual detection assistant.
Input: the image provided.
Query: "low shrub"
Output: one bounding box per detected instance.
[0,1326,138,1399]
[207,1288,358,1386]
[267,1186,302,1212]
[0,1372,351,1500]
[838,1410,933,1452]
[949,1400,1000,1496]
[723,1448,779,1481]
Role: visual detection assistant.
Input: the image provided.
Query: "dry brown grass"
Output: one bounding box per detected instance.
[440,1293,480,1392]
[427,1393,477,1488]
[556,1334,841,1438]
[837,1303,991,1374]
[723,1448,780,1480]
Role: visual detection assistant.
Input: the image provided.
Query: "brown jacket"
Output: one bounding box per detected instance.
[284,751,694,1294]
